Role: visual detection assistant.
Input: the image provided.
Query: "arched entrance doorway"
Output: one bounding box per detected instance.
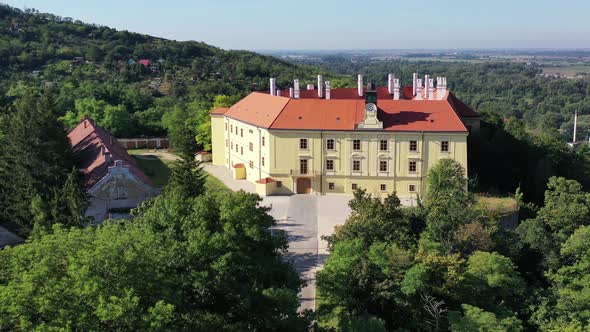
[296,178,312,194]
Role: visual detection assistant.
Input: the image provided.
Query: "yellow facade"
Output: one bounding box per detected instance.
[212,115,467,199]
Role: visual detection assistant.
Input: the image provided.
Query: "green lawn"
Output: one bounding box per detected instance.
[128,150,229,193]
[476,195,519,215]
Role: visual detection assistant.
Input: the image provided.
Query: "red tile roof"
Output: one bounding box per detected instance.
[220,85,474,132]
[138,59,150,66]
[67,118,154,189]
[210,107,229,115]
[255,177,275,184]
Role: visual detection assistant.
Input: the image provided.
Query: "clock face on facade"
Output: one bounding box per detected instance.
[365,103,377,114]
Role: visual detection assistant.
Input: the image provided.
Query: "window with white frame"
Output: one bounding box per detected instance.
[409,160,417,173]
[326,159,334,171]
[379,160,388,172]
[352,139,361,151]
[380,184,387,191]
[352,160,361,172]
[262,136,265,146]
[380,140,388,151]
[326,138,335,150]
[328,182,335,190]
[249,142,253,151]
[300,138,308,150]
[351,183,358,190]
[409,184,416,192]
[441,140,449,152]
[300,159,308,174]
[409,140,417,152]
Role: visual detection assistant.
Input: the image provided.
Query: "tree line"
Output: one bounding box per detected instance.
[316,159,590,331]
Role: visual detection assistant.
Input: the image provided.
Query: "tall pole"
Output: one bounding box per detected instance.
[573,111,578,143]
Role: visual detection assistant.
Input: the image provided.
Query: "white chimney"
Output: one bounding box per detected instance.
[424,75,430,99]
[325,81,331,100]
[574,111,578,142]
[412,73,418,96]
[388,73,394,94]
[317,75,324,98]
[428,78,435,100]
[393,78,401,100]
[415,79,423,100]
[289,87,294,98]
[294,79,300,99]
[269,78,277,96]
[357,74,363,97]
[437,76,447,100]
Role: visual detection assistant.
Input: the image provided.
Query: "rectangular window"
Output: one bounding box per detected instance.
[441,141,449,152]
[351,183,358,190]
[231,125,233,133]
[409,184,416,192]
[276,181,282,188]
[240,129,243,137]
[300,138,308,150]
[249,129,253,134]
[380,140,388,151]
[262,136,265,146]
[326,138,335,150]
[300,159,308,174]
[326,159,334,171]
[249,142,253,151]
[236,126,238,134]
[249,160,253,168]
[261,157,265,166]
[379,160,388,172]
[409,160,417,173]
[240,147,243,155]
[352,160,361,171]
[409,140,417,152]
[328,182,335,190]
[225,139,228,147]
[235,145,238,152]
[352,139,361,151]
[380,184,387,191]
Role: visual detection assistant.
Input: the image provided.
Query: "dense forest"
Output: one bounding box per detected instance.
[317,159,590,331]
[0,4,323,140]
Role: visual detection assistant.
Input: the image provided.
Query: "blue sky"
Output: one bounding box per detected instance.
[3,0,589,50]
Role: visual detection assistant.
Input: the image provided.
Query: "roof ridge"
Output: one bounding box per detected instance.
[268,96,292,129]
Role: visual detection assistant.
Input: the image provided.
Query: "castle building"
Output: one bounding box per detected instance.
[210,74,479,198]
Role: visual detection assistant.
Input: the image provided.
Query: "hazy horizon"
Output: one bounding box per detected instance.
[3,0,589,50]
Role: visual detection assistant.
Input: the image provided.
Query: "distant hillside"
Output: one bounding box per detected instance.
[0,3,328,138]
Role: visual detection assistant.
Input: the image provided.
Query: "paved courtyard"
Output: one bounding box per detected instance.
[203,163,352,311]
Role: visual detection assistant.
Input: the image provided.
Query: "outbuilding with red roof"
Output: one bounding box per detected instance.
[68,117,159,222]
